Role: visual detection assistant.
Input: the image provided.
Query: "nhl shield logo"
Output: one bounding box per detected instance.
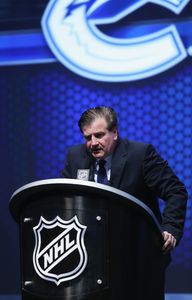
[33,215,87,285]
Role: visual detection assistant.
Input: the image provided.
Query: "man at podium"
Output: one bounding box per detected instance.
[62,106,187,292]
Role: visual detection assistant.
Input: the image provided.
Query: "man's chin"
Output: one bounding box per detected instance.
[91,150,104,159]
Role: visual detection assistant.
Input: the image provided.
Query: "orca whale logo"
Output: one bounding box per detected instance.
[41,0,191,82]
[33,216,87,285]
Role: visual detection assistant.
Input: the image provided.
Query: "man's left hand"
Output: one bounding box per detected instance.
[162,231,177,254]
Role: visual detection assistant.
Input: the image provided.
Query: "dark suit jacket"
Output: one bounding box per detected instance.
[62,138,188,243]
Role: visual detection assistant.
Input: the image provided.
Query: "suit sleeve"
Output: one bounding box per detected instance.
[61,149,73,178]
[143,144,188,243]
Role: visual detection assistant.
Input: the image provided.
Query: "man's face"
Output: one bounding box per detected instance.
[82,117,118,159]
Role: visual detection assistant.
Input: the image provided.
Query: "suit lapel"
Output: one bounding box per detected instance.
[111,139,128,189]
[79,147,95,181]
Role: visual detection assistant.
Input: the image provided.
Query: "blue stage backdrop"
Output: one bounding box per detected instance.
[0,0,192,296]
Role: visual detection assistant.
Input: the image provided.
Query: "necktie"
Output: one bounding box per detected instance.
[97,160,108,184]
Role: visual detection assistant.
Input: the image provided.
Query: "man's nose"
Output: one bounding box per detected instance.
[91,136,98,145]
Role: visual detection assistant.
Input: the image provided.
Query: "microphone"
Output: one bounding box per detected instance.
[88,164,95,182]
[108,180,113,186]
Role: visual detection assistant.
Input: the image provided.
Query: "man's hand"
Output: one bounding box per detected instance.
[162,231,177,254]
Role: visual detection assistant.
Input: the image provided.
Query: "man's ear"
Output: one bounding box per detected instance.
[113,128,118,140]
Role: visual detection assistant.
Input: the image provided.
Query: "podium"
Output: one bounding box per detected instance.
[10,179,165,300]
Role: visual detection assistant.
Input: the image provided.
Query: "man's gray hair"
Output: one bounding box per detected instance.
[78,106,118,132]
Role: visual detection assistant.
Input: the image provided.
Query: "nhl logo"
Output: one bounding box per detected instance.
[33,215,87,285]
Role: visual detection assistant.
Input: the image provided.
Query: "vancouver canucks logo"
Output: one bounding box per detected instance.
[33,216,87,285]
[41,0,191,82]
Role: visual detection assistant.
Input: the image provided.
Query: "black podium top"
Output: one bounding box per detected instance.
[10,178,161,232]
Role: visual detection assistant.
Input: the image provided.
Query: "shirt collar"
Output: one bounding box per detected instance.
[96,155,112,167]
